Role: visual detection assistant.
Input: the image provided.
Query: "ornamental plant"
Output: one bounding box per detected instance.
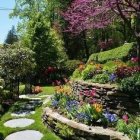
[63,0,140,63]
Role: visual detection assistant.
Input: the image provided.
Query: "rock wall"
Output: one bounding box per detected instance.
[43,107,130,140]
[71,80,139,114]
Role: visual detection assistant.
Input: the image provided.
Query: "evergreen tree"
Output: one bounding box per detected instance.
[4,26,18,45]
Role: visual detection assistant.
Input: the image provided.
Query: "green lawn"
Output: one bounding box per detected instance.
[40,86,55,95]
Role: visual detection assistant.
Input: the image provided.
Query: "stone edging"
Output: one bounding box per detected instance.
[71,80,118,89]
[43,107,130,140]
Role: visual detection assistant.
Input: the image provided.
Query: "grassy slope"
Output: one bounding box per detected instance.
[0,86,61,140]
[88,43,134,63]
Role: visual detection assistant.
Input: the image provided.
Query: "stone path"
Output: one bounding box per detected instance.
[4,130,43,140]
[4,118,34,128]
[3,94,46,140]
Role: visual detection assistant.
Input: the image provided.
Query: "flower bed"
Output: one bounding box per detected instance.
[45,84,139,140]
[43,107,130,140]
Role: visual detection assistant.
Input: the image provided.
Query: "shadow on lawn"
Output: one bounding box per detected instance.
[0,133,4,140]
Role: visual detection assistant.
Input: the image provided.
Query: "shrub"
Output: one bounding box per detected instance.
[81,64,95,80]
[119,74,140,97]
[88,43,134,63]
[71,69,82,79]
[103,60,127,73]
[92,73,109,84]
[81,64,103,80]
[62,60,82,76]
[116,116,140,140]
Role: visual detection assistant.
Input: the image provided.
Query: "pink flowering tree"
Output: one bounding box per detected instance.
[63,0,140,64]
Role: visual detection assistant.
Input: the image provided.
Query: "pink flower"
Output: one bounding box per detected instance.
[131,57,139,63]
[122,114,129,124]
[90,89,96,97]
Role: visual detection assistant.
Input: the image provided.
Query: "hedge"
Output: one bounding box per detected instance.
[88,43,135,63]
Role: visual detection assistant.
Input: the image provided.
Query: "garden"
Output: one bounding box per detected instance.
[0,0,140,140]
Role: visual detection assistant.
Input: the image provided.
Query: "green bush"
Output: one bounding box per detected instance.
[103,60,127,73]
[88,43,134,63]
[81,64,95,80]
[119,74,140,97]
[62,60,82,76]
[71,69,82,79]
[92,73,109,84]
[116,116,140,140]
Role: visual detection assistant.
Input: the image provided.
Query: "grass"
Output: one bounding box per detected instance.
[40,86,55,95]
[0,86,62,140]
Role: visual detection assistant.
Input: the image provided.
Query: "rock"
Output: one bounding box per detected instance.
[11,111,35,117]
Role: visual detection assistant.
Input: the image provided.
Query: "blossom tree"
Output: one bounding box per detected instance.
[63,0,140,64]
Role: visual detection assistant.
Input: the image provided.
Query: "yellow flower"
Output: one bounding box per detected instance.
[93,103,103,113]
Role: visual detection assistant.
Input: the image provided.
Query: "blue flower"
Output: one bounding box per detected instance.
[66,100,79,112]
[103,112,117,122]
[109,73,116,82]
[52,100,58,107]
[76,112,90,121]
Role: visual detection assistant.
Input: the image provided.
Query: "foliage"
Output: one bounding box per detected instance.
[62,60,82,76]
[26,13,67,70]
[92,74,109,84]
[0,43,36,96]
[55,123,74,138]
[0,43,35,79]
[103,60,127,73]
[119,74,140,97]
[116,116,140,140]
[81,64,95,80]
[88,43,134,63]
[0,78,4,93]
[71,69,82,79]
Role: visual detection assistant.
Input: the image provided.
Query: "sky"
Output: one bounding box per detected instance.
[0,0,19,44]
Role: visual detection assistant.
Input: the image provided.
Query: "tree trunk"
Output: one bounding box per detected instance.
[135,7,140,65]
[83,31,89,60]
[136,37,140,65]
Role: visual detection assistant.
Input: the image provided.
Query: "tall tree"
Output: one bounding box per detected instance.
[4,26,18,45]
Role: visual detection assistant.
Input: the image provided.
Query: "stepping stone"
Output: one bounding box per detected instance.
[4,130,43,140]
[19,95,41,100]
[11,111,35,117]
[4,118,34,128]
